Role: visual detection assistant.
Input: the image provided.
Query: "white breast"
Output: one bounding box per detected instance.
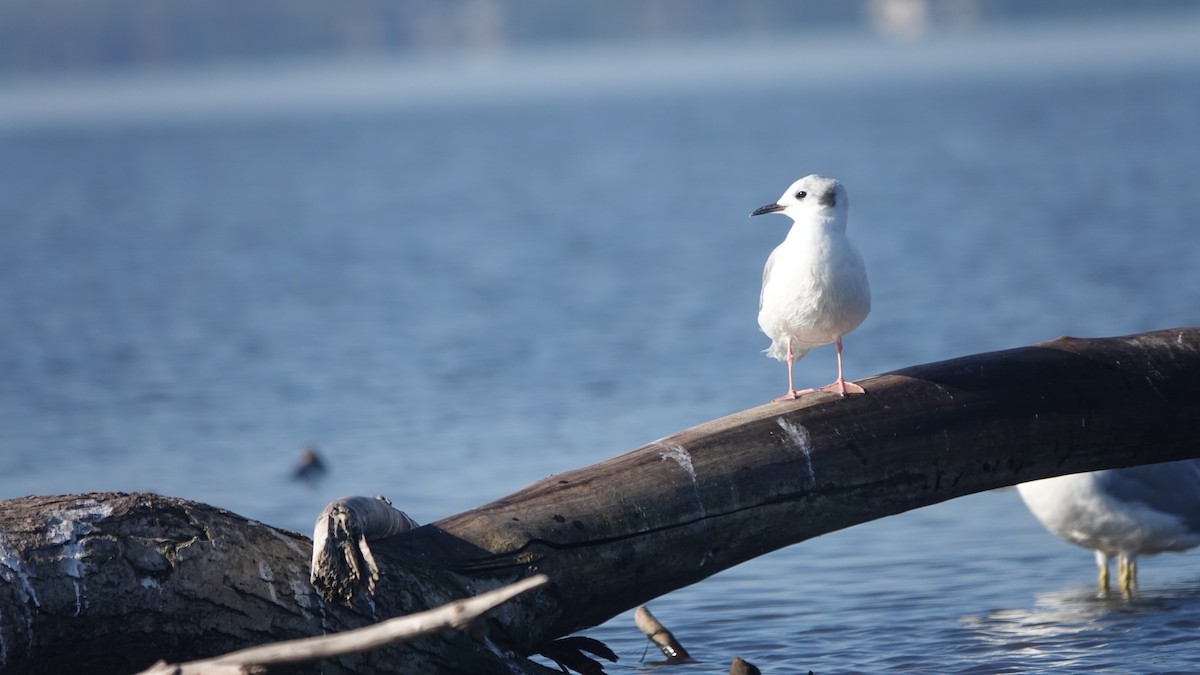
[757,227,870,360]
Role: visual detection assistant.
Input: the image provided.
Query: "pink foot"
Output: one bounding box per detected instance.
[819,379,865,396]
[773,388,816,402]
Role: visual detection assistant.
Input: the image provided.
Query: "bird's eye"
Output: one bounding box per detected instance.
[794,191,807,199]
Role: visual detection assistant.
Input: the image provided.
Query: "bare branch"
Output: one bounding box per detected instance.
[135,575,550,675]
[634,605,692,663]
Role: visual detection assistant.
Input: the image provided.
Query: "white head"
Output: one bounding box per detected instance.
[750,174,849,230]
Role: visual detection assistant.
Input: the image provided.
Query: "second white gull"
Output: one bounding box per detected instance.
[1017,461,1200,594]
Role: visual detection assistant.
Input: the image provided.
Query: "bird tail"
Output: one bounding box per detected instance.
[764,341,809,363]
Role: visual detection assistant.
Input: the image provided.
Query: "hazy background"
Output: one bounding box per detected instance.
[2,2,1200,673]
[1,0,1194,75]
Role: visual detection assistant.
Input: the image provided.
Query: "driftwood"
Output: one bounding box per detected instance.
[0,493,551,675]
[633,605,692,664]
[633,606,760,674]
[1,329,1199,674]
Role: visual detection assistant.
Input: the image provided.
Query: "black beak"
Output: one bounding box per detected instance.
[750,202,784,217]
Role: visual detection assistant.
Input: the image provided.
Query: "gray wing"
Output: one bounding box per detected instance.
[759,247,776,313]
[1093,460,1200,534]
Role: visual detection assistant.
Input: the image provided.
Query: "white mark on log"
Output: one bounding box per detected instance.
[0,533,40,609]
[44,500,111,617]
[46,502,111,576]
[55,537,83,580]
[776,418,816,484]
[0,533,38,660]
[139,577,162,590]
[259,562,280,604]
[290,577,313,610]
[71,580,83,617]
[286,564,314,614]
[658,446,706,518]
[659,446,697,482]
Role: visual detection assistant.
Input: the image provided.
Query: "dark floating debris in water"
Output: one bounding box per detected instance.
[293,446,328,481]
[729,656,763,675]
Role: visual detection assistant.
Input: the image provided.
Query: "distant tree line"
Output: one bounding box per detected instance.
[0,0,1192,76]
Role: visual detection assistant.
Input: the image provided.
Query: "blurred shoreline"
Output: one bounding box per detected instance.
[3,12,1200,132]
[4,0,1195,76]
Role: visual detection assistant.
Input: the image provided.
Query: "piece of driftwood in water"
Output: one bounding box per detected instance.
[633,605,758,674]
[729,657,763,675]
[135,574,548,675]
[633,605,693,663]
[2,329,1199,674]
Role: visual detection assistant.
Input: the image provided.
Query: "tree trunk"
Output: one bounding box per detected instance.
[0,493,554,674]
[2,329,1198,673]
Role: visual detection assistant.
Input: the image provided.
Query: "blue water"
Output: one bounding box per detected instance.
[2,20,1200,673]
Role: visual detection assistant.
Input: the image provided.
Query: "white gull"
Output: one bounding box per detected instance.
[1018,461,1200,593]
[752,174,871,401]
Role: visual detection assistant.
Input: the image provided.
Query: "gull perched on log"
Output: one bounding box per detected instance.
[752,174,871,401]
[1017,461,1200,594]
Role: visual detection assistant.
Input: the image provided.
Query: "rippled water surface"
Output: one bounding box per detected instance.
[2,20,1200,673]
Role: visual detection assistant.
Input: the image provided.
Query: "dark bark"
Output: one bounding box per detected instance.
[2,329,1198,673]
[0,493,552,674]
[372,329,1200,650]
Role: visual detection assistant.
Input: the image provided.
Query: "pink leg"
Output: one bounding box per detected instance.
[819,336,865,396]
[773,340,815,402]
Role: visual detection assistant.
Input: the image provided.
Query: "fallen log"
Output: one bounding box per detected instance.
[0,493,550,675]
[1,329,1198,674]
[375,328,1200,650]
